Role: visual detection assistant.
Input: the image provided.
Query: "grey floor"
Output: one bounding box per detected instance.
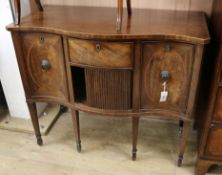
[0,112,221,175]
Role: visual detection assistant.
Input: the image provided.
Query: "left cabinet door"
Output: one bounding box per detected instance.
[21,33,68,102]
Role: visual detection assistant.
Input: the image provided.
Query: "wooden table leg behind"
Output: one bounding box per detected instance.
[116,0,132,31]
[126,0,132,15]
[116,0,123,31]
[34,0,44,11]
[71,110,81,152]
[177,120,192,166]
[132,117,140,160]
[27,102,43,146]
[13,0,21,25]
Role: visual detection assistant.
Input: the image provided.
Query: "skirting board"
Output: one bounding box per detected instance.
[0,105,60,135]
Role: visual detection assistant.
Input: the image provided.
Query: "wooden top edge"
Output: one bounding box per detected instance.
[6,25,210,44]
[6,5,210,45]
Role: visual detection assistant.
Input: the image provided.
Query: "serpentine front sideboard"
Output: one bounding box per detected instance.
[7,5,210,166]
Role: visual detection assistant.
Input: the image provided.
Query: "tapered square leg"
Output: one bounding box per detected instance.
[27,102,43,146]
[71,110,81,152]
[132,117,140,161]
[177,121,191,167]
[34,0,44,11]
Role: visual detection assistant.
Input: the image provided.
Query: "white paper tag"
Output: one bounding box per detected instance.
[160,91,168,102]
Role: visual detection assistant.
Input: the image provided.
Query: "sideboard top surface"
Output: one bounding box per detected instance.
[7,5,210,44]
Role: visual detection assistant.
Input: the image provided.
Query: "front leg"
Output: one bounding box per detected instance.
[177,120,191,167]
[132,117,140,160]
[71,110,81,152]
[27,102,43,146]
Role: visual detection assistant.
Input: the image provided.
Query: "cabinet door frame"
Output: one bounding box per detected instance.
[140,41,195,115]
[17,32,69,103]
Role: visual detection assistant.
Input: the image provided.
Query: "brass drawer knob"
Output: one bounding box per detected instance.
[41,59,50,71]
[210,123,215,128]
[160,70,171,81]
[96,43,101,52]
[39,36,44,43]
[165,44,171,52]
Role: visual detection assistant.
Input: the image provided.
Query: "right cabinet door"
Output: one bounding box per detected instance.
[141,42,194,112]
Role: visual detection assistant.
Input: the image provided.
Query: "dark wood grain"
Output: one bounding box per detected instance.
[7,5,210,44]
[141,42,194,113]
[20,32,69,102]
[68,39,133,69]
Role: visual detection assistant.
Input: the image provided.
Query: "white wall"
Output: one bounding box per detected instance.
[43,0,213,16]
[0,0,46,119]
[0,0,31,119]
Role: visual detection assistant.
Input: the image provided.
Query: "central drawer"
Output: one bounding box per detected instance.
[68,38,133,68]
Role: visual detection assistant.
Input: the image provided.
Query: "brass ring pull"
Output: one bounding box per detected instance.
[41,59,50,71]
[160,70,170,81]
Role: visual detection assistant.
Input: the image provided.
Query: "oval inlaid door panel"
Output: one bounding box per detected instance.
[21,33,68,101]
[141,42,194,112]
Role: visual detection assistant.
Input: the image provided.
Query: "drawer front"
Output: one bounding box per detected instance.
[68,38,133,68]
[141,42,194,112]
[213,88,222,122]
[21,33,68,100]
[205,126,222,158]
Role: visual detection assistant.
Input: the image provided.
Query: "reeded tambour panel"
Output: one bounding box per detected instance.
[85,69,132,110]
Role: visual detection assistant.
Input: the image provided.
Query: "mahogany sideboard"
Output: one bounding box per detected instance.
[195,0,222,174]
[7,5,210,166]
